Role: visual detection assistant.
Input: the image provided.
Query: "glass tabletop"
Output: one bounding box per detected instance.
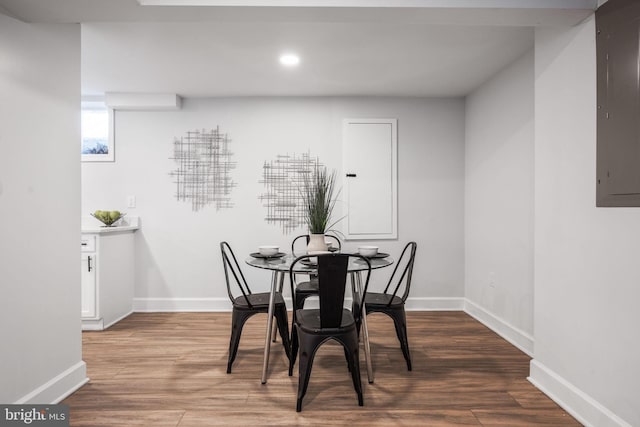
[245,253,394,273]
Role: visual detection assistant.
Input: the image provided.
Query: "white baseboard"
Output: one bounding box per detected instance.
[103,310,134,329]
[133,297,231,312]
[132,296,465,312]
[463,298,534,357]
[292,296,465,310]
[406,297,465,311]
[14,361,88,404]
[528,360,632,427]
[81,318,104,331]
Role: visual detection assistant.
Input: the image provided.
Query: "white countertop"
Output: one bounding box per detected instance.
[82,216,140,234]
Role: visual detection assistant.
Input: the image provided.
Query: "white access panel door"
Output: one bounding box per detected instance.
[343,118,397,240]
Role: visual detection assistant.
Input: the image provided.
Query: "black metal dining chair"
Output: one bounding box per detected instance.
[290,234,342,310]
[288,253,371,412]
[361,241,417,371]
[220,241,290,374]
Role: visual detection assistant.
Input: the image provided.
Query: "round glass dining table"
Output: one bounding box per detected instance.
[245,253,394,384]
[245,253,393,273]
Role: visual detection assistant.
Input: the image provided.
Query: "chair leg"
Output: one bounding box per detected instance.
[296,333,323,412]
[289,325,298,376]
[390,308,412,371]
[354,301,364,337]
[274,305,291,360]
[343,334,363,406]
[227,309,254,373]
[271,318,278,343]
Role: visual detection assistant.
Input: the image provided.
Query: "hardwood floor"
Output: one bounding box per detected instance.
[63,312,581,426]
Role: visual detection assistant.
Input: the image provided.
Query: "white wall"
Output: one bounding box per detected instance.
[532,16,640,427]
[0,15,87,403]
[464,49,535,354]
[81,97,465,310]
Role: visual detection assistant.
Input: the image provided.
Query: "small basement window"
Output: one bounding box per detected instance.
[81,99,114,162]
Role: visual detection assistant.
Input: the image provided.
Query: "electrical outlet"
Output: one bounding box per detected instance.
[127,195,136,208]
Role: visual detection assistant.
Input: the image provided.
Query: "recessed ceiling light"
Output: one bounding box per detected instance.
[279,54,300,67]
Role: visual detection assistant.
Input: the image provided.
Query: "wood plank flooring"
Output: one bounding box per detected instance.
[63,312,581,426]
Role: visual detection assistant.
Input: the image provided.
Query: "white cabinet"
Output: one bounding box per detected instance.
[81,229,136,330]
[81,253,96,318]
[343,118,398,240]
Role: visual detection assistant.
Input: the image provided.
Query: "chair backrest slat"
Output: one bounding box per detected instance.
[220,241,253,307]
[383,242,417,305]
[291,234,342,256]
[291,235,310,256]
[317,255,349,328]
[290,253,371,327]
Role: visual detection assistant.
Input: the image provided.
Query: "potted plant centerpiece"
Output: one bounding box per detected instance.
[301,166,341,253]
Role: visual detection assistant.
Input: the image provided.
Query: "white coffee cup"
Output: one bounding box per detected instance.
[258,245,279,256]
[358,246,378,257]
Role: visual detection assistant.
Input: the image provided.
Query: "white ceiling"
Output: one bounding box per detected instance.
[0,0,596,97]
[81,22,534,97]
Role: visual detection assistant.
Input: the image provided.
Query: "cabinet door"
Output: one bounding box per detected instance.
[343,118,397,240]
[81,253,97,318]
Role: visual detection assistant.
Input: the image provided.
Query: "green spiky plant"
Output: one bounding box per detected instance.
[301,166,341,234]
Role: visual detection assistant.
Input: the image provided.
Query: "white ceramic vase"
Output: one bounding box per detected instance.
[307,233,328,253]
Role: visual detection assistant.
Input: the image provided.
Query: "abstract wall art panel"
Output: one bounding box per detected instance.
[170,127,236,212]
[259,152,324,234]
